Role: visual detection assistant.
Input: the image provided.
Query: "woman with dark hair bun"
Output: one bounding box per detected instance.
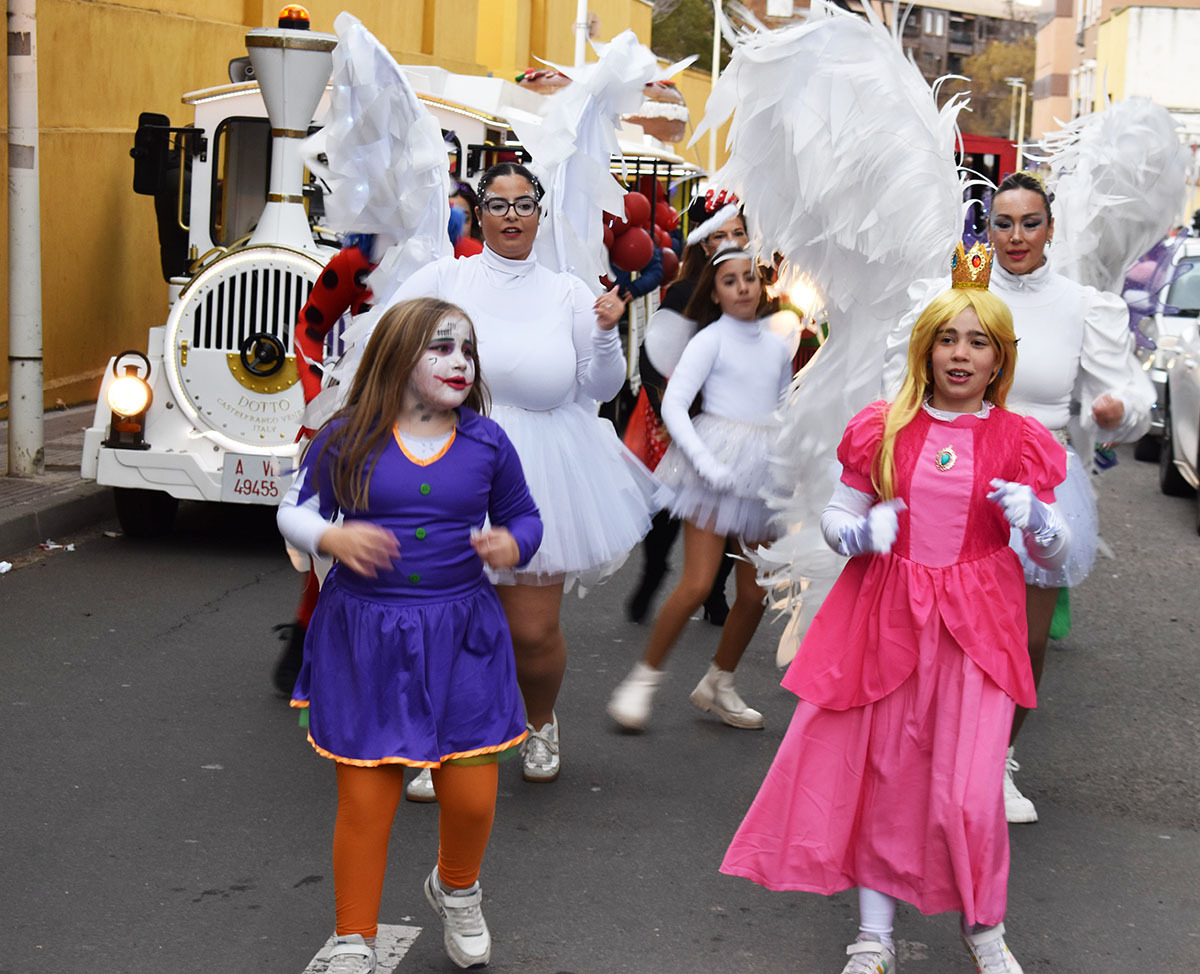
[884,169,1154,825]
[364,160,655,797]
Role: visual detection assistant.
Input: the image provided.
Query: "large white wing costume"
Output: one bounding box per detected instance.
[510,33,695,293]
[691,0,968,665]
[1032,97,1187,294]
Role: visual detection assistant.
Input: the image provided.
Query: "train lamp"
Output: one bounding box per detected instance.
[103,351,154,449]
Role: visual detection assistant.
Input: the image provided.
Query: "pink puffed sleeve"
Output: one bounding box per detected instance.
[836,400,889,494]
[1018,415,1068,504]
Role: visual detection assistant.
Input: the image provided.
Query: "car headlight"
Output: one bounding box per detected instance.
[107,373,152,417]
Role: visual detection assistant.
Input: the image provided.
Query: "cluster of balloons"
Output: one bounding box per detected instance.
[603,182,681,281]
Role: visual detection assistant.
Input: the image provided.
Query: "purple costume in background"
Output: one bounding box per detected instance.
[287,407,543,767]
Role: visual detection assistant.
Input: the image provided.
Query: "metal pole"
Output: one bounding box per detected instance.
[574,0,587,67]
[1008,83,1017,141]
[7,0,44,477]
[1015,81,1027,171]
[708,0,722,175]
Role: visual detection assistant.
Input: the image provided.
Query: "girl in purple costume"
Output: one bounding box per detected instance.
[277,297,542,972]
[721,269,1069,974]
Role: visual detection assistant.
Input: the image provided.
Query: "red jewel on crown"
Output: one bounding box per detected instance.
[950,240,993,290]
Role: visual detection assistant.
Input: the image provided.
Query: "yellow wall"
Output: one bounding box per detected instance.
[0,0,487,413]
[1095,8,1130,102]
[0,0,678,413]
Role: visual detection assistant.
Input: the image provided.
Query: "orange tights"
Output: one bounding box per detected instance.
[333,761,498,939]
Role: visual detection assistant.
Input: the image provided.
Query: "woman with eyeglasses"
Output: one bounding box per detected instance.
[883,171,1154,826]
[374,161,653,799]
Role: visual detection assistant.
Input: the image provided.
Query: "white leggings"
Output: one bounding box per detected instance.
[858,888,896,940]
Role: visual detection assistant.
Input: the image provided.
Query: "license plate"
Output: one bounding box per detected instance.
[220,453,294,505]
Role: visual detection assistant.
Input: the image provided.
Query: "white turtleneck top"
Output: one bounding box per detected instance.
[884,261,1153,444]
[660,312,792,470]
[381,246,625,411]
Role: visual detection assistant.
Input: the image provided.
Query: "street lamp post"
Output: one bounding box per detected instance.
[1005,76,1028,171]
[709,0,722,175]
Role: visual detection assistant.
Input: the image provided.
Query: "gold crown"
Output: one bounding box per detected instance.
[951,240,992,290]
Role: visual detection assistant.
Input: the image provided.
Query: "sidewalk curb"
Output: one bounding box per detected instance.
[0,485,114,557]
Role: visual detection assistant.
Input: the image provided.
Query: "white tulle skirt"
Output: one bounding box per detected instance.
[1011,445,1097,588]
[655,413,779,542]
[488,400,657,593]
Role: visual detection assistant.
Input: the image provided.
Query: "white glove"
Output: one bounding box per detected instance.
[837,498,906,557]
[694,453,737,493]
[987,478,1063,546]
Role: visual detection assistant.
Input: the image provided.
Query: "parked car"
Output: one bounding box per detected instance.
[1132,237,1200,465]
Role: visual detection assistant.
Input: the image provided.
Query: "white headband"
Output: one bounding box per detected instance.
[711,246,754,266]
[685,203,742,247]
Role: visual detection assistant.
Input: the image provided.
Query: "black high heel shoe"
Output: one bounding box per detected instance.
[702,595,730,627]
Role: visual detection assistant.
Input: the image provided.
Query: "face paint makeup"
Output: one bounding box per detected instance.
[408,315,476,414]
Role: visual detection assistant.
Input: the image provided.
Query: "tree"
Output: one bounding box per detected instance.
[652,0,730,74]
[945,36,1035,139]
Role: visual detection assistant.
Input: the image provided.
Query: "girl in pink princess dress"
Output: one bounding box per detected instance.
[720,256,1069,974]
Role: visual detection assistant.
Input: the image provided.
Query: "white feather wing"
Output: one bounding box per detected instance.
[1035,97,1187,292]
[692,1,967,665]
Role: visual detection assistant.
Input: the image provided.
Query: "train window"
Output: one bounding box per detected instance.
[209,117,272,247]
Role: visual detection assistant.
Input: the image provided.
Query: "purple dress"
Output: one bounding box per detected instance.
[288,407,543,767]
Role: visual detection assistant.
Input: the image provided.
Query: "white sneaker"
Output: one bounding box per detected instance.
[521,714,560,782]
[327,933,376,974]
[1004,747,1037,824]
[841,939,896,973]
[423,866,491,968]
[963,922,1023,973]
[689,663,764,729]
[405,767,437,803]
[607,662,664,730]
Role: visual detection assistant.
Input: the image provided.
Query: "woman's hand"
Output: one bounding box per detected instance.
[1091,393,1125,430]
[987,479,1063,545]
[318,522,400,577]
[593,285,627,331]
[471,527,521,569]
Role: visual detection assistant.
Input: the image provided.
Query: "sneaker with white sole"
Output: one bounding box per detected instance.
[423,866,491,968]
[841,939,896,973]
[963,922,1023,973]
[689,663,764,729]
[1004,747,1037,824]
[521,715,560,782]
[327,933,376,974]
[405,767,436,803]
[607,662,664,730]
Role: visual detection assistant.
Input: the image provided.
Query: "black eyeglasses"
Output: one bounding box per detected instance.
[481,195,538,217]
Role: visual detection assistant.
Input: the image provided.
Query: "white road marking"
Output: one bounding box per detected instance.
[302,924,421,972]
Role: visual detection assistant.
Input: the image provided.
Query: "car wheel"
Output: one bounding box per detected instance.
[1158,399,1196,498]
[1133,433,1161,463]
[113,487,179,538]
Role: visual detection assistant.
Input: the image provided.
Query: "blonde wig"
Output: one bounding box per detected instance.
[874,288,1017,499]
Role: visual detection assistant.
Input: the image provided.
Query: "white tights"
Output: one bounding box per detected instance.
[858,887,896,946]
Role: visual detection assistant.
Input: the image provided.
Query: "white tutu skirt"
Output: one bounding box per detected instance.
[655,413,779,542]
[1011,445,1097,588]
[489,400,657,593]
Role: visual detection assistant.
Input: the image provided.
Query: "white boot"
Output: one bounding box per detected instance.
[690,663,764,729]
[1003,746,1038,823]
[607,662,664,730]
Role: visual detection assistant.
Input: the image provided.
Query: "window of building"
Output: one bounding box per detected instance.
[923,10,945,36]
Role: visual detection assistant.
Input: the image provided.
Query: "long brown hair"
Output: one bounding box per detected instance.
[874,288,1017,498]
[682,248,770,328]
[315,298,490,510]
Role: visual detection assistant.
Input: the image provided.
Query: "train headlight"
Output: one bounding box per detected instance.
[108,372,152,417]
[103,351,153,450]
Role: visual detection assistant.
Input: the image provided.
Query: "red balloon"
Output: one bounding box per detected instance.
[610,226,654,272]
[603,224,614,249]
[623,191,652,229]
[635,175,666,202]
[655,201,678,231]
[605,211,630,236]
[660,246,679,281]
[654,225,672,249]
